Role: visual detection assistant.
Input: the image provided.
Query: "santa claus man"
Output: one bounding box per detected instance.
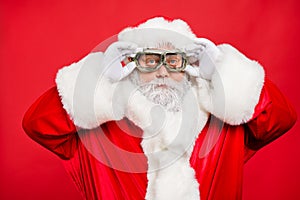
[23,17,297,200]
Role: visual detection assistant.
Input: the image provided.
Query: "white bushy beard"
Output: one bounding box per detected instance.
[128,70,191,112]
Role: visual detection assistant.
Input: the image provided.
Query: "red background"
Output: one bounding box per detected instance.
[1,0,299,199]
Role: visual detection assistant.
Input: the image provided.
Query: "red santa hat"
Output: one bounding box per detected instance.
[118,17,197,49]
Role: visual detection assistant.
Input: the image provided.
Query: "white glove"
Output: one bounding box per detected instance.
[102,41,139,82]
[184,38,222,80]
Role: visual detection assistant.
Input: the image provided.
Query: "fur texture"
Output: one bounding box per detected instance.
[56,51,163,130]
[137,95,208,200]
[56,52,126,129]
[196,44,265,125]
[55,43,264,200]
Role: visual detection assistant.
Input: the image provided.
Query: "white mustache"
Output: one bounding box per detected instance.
[127,70,191,112]
[139,77,186,93]
[138,78,190,112]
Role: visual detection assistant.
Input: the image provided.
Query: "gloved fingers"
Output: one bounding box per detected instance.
[182,43,205,57]
[117,42,138,55]
[105,41,138,57]
[184,65,200,77]
[183,43,204,52]
[194,38,221,56]
[120,62,137,80]
[111,41,138,50]
[194,38,215,48]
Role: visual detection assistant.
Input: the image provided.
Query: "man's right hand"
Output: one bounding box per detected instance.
[102,41,139,82]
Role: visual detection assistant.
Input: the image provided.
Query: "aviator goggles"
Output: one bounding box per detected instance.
[129,49,188,73]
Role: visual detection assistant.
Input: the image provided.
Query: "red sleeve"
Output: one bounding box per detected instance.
[22,87,78,160]
[244,79,297,152]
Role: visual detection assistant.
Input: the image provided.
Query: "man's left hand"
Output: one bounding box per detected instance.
[184,38,222,80]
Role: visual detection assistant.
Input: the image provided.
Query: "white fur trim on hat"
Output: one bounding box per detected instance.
[118,17,196,49]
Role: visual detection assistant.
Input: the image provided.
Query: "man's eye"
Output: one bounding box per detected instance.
[169,60,178,64]
[146,59,157,65]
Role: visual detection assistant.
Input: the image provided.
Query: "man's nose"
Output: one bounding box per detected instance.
[156,65,169,78]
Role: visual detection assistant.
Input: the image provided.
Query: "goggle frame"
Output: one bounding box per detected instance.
[130,49,188,73]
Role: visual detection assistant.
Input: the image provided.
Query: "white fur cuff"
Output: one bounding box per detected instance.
[197,44,265,125]
[55,52,125,129]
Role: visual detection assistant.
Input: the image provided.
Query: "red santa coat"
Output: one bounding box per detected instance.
[23,44,296,200]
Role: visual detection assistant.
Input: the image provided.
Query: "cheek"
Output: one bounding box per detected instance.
[139,72,156,83]
[170,72,185,82]
[138,72,186,83]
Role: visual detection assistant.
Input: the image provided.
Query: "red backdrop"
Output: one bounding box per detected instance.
[1,0,299,199]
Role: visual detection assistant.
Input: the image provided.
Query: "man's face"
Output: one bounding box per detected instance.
[127,47,190,112]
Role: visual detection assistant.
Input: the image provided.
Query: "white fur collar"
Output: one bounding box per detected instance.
[136,88,208,200]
